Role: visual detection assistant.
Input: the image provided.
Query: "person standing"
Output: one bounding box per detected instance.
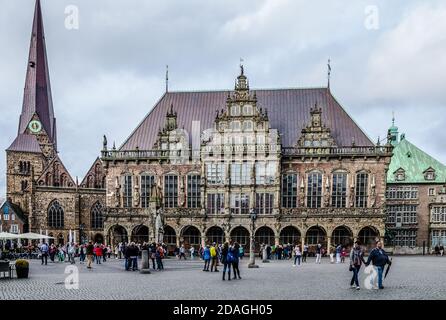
[440,244,444,257]
[49,244,56,263]
[155,243,164,270]
[179,244,187,260]
[118,242,123,259]
[102,244,107,262]
[239,245,244,260]
[130,242,139,271]
[68,243,76,264]
[94,244,102,264]
[302,244,308,263]
[86,241,94,269]
[189,246,195,259]
[79,244,86,264]
[40,242,49,265]
[349,241,366,290]
[203,244,211,271]
[365,241,391,290]
[341,247,347,263]
[221,242,232,281]
[336,244,342,263]
[231,242,241,279]
[315,243,322,264]
[210,243,219,272]
[293,245,302,266]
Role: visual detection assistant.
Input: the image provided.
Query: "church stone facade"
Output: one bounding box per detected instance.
[5,1,446,254]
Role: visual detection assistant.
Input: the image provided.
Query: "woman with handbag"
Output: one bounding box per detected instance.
[349,241,366,290]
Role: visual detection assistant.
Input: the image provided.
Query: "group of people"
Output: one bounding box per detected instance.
[37,242,111,266]
[200,242,242,281]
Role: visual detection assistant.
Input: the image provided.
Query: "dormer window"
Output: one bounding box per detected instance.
[243,120,253,131]
[424,168,436,181]
[243,105,253,115]
[394,168,406,181]
[231,105,240,116]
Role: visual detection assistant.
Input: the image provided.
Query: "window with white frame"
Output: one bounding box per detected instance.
[307,172,322,208]
[429,188,436,196]
[256,193,274,214]
[10,224,18,234]
[431,230,446,247]
[355,172,368,208]
[230,193,250,214]
[386,186,418,200]
[207,193,224,214]
[123,175,132,208]
[281,174,298,208]
[243,104,253,115]
[393,230,417,247]
[255,162,276,185]
[231,105,240,116]
[187,174,201,208]
[387,205,417,224]
[164,175,178,208]
[231,163,251,185]
[431,207,446,223]
[331,172,347,208]
[206,163,226,185]
[243,120,253,131]
[140,175,155,208]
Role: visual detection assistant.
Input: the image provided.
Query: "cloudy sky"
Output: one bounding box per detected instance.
[1,0,445,197]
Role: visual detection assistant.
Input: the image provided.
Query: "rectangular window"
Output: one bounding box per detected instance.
[282,174,298,208]
[386,186,418,199]
[3,213,9,221]
[231,163,252,185]
[387,205,418,225]
[187,175,201,208]
[140,175,155,208]
[164,175,178,208]
[10,224,18,234]
[393,230,417,247]
[206,194,224,214]
[429,188,435,196]
[123,175,132,208]
[230,193,250,214]
[432,230,446,247]
[206,163,226,185]
[307,172,322,208]
[331,173,347,208]
[431,207,446,223]
[355,173,368,208]
[255,162,276,185]
[256,193,274,214]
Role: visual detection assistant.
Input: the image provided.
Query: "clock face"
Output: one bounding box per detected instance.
[28,120,42,133]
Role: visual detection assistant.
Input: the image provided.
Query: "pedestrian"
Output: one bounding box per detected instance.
[149,243,156,270]
[189,246,195,259]
[118,242,123,259]
[329,248,335,264]
[86,241,94,269]
[341,247,346,263]
[302,244,308,262]
[221,242,233,281]
[179,244,187,260]
[155,243,164,270]
[440,244,444,257]
[94,244,102,264]
[231,242,242,279]
[239,245,244,260]
[203,244,211,271]
[68,242,76,264]
[128,242,139,271]
[349,241,366,290]
[293,245,302,266]
[315,243,322,264]
[79,244,86,263]
[49,243,56,263]
[40,242,49,265]
[434,245,440,256]
[102,244,107,262]
[336,244,342,263]
[365,241,391,290]
[210,243,219,272]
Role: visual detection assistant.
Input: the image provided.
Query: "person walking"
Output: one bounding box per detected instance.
[365,241,392,290]
[302,244,308,262]
[189,246,195,259]
[315,243,322,264]
[231,242,242,279]
[293,245,302,266]
[49,244,56,263]
[94,244,102,264]
[210,243,219,272]
[336,244,342,263]
[79,244,86,264]
[203,244,211,271]
[86,241,94,269]
[349,241,366,290]
[179,244,187,260]
[440,244,444,257]
[40,242,49,265]
[155,243,164,270]
[102,244,107,262]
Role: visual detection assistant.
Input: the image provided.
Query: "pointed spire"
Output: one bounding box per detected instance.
[19,0,56,147]
[327,58,331,89]
[165,65,169,93]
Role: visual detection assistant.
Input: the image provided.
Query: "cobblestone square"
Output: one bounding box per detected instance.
[1,256,445,300]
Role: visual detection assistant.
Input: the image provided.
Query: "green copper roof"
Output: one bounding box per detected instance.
[387,137,446,184]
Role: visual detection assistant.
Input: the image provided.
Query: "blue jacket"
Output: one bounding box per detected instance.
[203,247,211,260]
[366,248,389,267]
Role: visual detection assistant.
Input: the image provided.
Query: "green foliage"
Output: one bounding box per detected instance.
[15,259,29,268]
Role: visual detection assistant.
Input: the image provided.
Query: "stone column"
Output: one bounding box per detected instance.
[140,250,151,274]
[327,236,331,255]
[275,235,280,246]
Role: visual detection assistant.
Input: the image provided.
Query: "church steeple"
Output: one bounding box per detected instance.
[18,0,56,149]
[388,112,399,146]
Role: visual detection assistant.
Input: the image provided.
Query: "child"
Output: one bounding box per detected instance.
[341,247,347,263]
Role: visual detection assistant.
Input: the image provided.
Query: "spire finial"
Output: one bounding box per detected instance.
[240,58,244,75]
[165,65,169,93]
[327,58,331,89]
[392,111,395,126]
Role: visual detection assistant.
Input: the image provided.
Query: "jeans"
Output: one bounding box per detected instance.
[41,253,48,265]
[156,257,163,270]
[203,259,210,271]
[302,252,307,262]
[376,266,384,288]
[294,255,301,265]
[315,253,321,263]
[336,253,341,263]
[351,265,360,287]
[232,261,240,278]
[131,257,138,270]
[96,256,101,264]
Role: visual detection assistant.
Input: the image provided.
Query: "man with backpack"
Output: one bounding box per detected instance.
[210,243,219,272]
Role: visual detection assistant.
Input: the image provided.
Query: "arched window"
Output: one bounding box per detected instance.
[48,200,64,228]
[91,202,104,230]
[355,172,369,208]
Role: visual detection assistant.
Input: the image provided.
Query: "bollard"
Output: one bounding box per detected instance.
[140,250,151,274]
[262,247,269,263]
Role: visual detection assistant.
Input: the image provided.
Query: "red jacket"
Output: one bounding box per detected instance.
[94,247,103,256]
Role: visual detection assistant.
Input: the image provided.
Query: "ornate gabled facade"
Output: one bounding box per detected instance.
[101,64,393,254]
[5,0,106,245]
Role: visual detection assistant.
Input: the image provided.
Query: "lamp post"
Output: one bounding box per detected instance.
[248,208,259,268]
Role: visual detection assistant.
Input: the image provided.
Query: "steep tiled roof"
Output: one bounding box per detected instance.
[18,0,56,147]
[6,134,42,153]
[387,138,446,184]
[120,88,373,150]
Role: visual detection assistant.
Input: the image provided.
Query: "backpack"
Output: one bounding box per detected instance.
[226,250,235,263]
[210,247,216,257]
